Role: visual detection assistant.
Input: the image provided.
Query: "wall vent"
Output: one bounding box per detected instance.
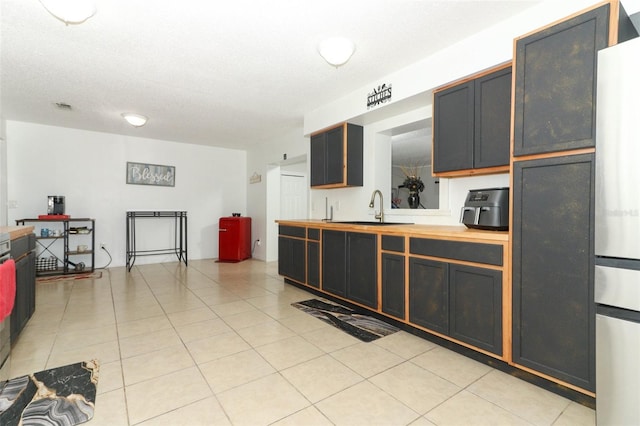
[54,102,72,110]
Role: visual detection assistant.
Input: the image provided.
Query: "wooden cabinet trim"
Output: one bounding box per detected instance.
[511,148,595,164]
[512,362,596,398]
[310,121,346,138]
[434,165,509,178]
[341,123,348,185]
[433,61,512,94]
[408,253,504,272]
[513,0,616,43]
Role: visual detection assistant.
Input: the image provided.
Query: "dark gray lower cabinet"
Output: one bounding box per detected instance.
[409,258,449,334]
[278,236,305,284]
[382,253,405,319]
[409,256,503,356]
[10,235,36,343]
[322,230,347,297]
[322,230,377,308]
[307,241,319,288]
[346,232,377,309]
[512,153,595,392]
[449,264,502,355]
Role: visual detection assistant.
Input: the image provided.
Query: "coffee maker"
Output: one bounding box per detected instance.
[47,196,65,215]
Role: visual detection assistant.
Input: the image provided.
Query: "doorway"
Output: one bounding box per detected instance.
[265,156,308,262]
[280,173,307,220]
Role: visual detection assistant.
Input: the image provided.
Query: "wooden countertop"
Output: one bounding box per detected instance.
[276,219,509,243]
[0,225,35,241]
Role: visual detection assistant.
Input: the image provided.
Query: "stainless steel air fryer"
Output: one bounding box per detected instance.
[460,187,509,231]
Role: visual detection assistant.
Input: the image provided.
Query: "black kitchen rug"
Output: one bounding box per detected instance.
[0,360,99,426]
[292,299,399,342]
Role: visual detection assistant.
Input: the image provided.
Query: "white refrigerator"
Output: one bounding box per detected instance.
[595,36,640,425]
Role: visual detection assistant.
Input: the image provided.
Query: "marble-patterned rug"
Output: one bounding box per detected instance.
[0,360,99,426]
[292,299,400,342]
[36,272,102,284]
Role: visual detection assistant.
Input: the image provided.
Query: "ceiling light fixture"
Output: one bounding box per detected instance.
[318,37,356,68]
[121,113,148,127]
[39,0,96,25]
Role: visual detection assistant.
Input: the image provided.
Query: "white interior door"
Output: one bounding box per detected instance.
[280,173,307,220]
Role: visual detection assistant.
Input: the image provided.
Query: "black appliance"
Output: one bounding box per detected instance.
[47,195,65,215]
[460,187,509,231]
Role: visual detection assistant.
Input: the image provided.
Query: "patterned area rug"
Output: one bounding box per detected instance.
[0,360,99,426]
[292,299,400,342]
[37,271,102,284]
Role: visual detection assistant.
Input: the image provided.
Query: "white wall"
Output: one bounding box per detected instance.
[245,125,307,261]
[6,121,246,267]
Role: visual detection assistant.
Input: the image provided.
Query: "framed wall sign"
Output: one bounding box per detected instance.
[126,162,175,187]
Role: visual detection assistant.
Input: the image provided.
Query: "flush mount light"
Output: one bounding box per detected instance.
[121,113,148,127]
[39,0,96,25]
[318,37,355,67]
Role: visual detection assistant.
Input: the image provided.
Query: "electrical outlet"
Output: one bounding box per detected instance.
[256,239,261,246]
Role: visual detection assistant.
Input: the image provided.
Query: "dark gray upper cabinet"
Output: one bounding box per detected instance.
[433,65,511,174]
[512,3,630,156]
[474,67,512,168]
[310,123,363,188]
[512,153,595,392]
[433,81,474,173]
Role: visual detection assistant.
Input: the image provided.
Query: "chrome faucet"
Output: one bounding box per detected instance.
[369,189,384,223]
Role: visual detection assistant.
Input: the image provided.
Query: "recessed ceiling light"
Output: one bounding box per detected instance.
[121,113,148,127]
[318,37,356,67]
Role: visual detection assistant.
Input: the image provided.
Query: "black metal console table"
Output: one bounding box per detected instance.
[126,211,187,271]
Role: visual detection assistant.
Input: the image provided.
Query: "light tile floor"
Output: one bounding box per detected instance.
[10,259,595,425]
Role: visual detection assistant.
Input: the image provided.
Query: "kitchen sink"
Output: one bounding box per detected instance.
[330,221,413,226]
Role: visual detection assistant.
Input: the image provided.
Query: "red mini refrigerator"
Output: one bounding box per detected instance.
[219,217,251,261]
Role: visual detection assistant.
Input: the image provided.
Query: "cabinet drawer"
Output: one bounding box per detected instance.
[279,225,306,238]
[307,228,320,241]
[10,234,36,259]
[409,237,502,266]
[382,235,404,253]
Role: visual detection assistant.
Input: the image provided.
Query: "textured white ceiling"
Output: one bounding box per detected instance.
[1,0,543,150]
